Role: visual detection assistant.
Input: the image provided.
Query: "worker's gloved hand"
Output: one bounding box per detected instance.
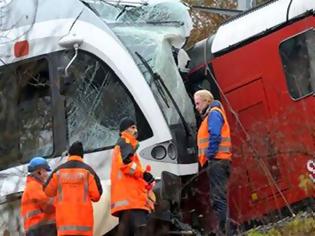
[143,172,154,184]
[145,180,156,191]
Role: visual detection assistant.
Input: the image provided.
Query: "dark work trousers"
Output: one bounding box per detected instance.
[117,209,148,236]
[207,159,231,234]
[26,223,57,236]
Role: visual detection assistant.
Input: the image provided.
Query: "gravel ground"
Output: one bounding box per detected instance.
[244,211,315,236]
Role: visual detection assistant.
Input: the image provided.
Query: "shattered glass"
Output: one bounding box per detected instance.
[86,0,196,127]
[62,50,152,151]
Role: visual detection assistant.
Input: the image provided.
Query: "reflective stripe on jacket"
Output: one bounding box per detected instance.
[197,105,232,167]
[44,156,102,236]
[110,132,150,216]
[21,175,56,233]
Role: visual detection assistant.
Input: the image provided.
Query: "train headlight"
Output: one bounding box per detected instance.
[167,143,177,160]
[151,145,167,160]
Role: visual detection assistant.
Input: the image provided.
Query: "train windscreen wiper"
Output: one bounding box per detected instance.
[135,51,191,137]
[135,52,169,108]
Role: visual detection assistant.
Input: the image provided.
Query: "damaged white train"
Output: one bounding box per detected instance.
[0,0,197,235]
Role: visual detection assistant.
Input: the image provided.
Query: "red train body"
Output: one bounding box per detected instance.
[186,0,315,226]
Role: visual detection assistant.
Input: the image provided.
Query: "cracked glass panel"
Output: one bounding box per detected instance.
[62,50,152,151]
[85,0,196,129]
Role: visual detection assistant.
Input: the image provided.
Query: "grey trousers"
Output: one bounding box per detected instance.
[207,159,231,233]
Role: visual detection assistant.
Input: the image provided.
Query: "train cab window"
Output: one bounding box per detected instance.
[0,59,53,169]
[62,50,152,152]
[279,30,315,100]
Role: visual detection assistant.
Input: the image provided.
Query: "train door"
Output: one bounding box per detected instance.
[0,55,61,234]
[223,77,288,220]
[0,56,64,172]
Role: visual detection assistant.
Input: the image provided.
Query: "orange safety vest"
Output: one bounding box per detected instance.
[110,132,152,217]
[197,104,232,167]
[21,175,55,233]
[44,156,103,236]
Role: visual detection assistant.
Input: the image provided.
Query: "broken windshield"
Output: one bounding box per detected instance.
[85,0,196,128]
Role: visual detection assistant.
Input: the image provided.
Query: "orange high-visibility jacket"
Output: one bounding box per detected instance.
[197,104,232,167]
[21,175,56,233]
[110,132,151,217]
[44,156,103,236]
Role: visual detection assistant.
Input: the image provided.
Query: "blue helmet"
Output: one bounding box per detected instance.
[28,157,51,172]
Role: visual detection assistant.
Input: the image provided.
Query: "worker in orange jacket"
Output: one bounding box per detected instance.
[111,117,155,236]
[194,89,232,235]
[21,157,57,236]
[44,141,103,236]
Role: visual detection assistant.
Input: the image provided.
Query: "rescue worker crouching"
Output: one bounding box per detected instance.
[111,117,155,236]
[194,90,232,235]
[21,157,57,236]
[44,141,103,236]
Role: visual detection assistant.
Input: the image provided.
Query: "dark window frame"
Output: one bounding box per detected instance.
[0,56,56,169]
[279,28,315,101]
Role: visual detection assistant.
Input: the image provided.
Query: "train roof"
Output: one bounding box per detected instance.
[0,0,109,45]
[212,0,315,54]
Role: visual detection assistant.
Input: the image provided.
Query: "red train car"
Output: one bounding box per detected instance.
[187,0,315,226]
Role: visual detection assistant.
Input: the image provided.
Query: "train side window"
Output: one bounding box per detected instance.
[279,29,315,100]
[61,50,153,152]
[0,59,53,169]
